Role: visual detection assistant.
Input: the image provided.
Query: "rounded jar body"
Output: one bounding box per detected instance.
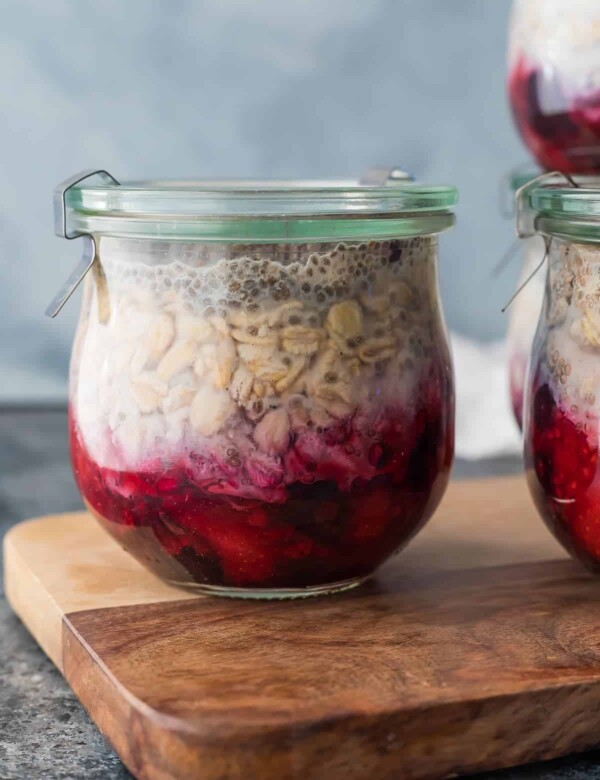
[525,236,600,568]
[508,0,600,173]
[69,235,454,596]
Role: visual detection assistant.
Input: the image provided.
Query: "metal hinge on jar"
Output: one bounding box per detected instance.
[503,171,579,312]
[46,169,120,318]
[47,166,411,318]
[515,170,579,239]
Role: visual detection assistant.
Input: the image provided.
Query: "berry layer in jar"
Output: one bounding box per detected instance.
[71,387,451,590]
[526,379,600,569]
[69,237,454,593]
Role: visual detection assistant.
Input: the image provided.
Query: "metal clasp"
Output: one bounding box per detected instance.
[503,171,579,312]
[514,170,575,239]
[47,169,120,318]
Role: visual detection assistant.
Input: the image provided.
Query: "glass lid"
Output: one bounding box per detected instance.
[58,173,458,242]
[529,177,600,218]
[518,173,600,244]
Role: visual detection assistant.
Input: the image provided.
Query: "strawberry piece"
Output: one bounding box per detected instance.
[105,471,159,501]
[246,453,284,489]
[193,518,287,586]
[531,384,598,501]
[68,384,450,589]
[153,517,203,557]
[345,484,393,542]
[204,476,288,504]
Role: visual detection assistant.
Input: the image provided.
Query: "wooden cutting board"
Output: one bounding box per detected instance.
[7,475,600,780]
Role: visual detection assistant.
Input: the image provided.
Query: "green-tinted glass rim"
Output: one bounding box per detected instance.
[64,178,458,242]
[536,216,600,245]
[528,177,600,244]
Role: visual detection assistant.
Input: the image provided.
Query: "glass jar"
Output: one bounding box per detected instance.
[521,176,600,569]
[505,170,546,429]
[57,175,457,598]
[508,0,600,173]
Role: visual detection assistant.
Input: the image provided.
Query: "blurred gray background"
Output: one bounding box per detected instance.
[1,0,524,404]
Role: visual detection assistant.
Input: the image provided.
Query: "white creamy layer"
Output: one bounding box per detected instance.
[72,239,441,471]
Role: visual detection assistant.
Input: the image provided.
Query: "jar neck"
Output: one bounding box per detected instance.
[537,218,600,246]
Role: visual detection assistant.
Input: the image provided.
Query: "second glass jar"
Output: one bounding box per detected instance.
[523,177,600,569]
[64,178,457,597]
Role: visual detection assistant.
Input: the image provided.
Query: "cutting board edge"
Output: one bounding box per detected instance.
[6,476,596,780]
[4,521,65,670]
[60,609,600,780]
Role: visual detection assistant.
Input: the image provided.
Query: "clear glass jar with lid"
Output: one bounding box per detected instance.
[56,172,457,598]
[520,175,600,569]
[508,0,600,173]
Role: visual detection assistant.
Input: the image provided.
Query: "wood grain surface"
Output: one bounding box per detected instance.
[9,475,600,780]
[4,511,196,669]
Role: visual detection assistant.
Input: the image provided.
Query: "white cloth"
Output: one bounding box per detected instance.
[451,332,522,460]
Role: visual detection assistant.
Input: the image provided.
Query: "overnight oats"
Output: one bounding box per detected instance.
[522,178,600,569]
[508,0,600,173]
[58,175,457,597]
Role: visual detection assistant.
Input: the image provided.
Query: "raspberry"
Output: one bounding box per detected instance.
[157,477,180,493]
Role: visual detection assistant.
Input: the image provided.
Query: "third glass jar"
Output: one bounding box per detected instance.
[62,176,457,597]
[508,0,600,173]
[522,176,600,568]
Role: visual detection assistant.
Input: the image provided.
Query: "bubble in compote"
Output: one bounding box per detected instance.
[70,236,454,595]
